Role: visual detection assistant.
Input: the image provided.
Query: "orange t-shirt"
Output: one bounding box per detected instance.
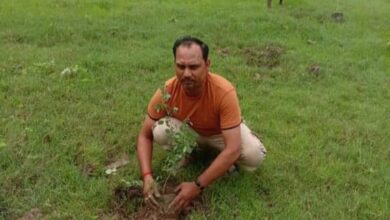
[147,72,241,136]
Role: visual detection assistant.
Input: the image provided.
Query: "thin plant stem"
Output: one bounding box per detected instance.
[163,173,172,194]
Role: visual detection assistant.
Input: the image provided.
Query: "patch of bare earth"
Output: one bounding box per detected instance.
[216,47,230,58]
[108,182,208,220]
[242,45,284,68]
[17,208,42,220]
[331,12,344,23]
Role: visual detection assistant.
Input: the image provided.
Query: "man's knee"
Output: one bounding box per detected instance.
[152,117,183,149]
[237,124,267,171]
[238,143,267,171]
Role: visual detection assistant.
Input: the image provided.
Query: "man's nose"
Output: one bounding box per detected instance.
[183,67,191,77]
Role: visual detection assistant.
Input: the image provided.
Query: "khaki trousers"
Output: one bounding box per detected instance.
[152,117,267,171]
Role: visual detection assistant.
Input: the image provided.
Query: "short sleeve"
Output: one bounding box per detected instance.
[219,89,241,129]
[147,89,167,120]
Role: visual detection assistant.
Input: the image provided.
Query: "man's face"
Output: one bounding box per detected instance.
[175,43,210,96]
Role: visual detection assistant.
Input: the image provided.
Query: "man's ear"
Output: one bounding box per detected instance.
[206,59,211,68]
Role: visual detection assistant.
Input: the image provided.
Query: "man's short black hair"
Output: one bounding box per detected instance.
[172,36,209,61]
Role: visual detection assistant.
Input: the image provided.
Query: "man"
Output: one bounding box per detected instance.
[136,36,267,211]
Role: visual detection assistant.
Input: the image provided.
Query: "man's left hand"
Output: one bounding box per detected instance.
[168,182,201,212]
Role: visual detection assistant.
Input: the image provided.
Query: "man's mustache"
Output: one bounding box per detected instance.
[181,78,194,83]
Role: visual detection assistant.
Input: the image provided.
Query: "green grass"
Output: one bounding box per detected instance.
[1,0,389,219]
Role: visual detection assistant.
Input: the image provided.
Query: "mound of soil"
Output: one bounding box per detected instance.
[132,184,178,220]
[331,12,344,23]
[110,185,143,218]
[242,45,284,68]
[110,182,208,220]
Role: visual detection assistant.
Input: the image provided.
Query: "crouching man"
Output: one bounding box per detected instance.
[136,36,267,211]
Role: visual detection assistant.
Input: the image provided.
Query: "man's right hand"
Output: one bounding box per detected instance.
[143,175,161,209]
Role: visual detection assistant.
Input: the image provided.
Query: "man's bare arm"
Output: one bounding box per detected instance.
[168,125,241,211]
[136,115,156,175]
[197,126,241,187]
[137,116,162,208]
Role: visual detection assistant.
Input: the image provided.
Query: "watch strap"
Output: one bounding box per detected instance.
[194,179,205,190]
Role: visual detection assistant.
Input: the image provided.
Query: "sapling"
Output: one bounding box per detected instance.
[161,119,197,190]
[154,87,198,211]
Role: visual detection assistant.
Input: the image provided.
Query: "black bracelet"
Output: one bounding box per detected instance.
[194,179,205,191]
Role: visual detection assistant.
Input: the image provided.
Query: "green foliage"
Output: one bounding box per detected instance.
[155,87,177,116]
[154,88,197,177]
[161,120,197,176]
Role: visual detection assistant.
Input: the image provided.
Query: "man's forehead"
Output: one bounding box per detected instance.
[176,46,203,64]
[175,54,203,64]
[177,43,202,55]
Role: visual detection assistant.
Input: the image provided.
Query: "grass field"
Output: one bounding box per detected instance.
[1,0,389,219]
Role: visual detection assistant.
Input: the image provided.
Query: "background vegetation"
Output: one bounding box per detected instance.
[0,0,389,219]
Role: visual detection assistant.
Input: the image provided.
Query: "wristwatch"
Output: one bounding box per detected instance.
[194,179,205,191]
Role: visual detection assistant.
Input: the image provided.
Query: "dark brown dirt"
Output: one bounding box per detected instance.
[43,134,51,144]
[109,183,208,220]
[109,185,144,219]
[242,45,284,68]
[308,64,321,76]
[331,12,344,23]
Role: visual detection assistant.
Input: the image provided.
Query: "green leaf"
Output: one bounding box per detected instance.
[163,93,171,101]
